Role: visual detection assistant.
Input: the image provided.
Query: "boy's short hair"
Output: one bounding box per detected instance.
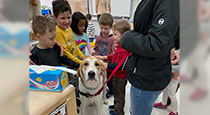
[99,13,113,27]
[32,16,56,36]
[113,19,131,34]
[86,13,92,20]
[52,0,72,18]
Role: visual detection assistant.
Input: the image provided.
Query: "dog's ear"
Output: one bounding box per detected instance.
[77,64,84,83]
[100,62,107,81]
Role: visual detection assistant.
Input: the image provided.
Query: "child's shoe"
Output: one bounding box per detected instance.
[109,110,116,115]
[109,105,114,109]
[190,88,207,101]
[153,102,167,109]
[168,112,178,115]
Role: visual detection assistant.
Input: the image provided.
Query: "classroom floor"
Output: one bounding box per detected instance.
[78,82,180,115]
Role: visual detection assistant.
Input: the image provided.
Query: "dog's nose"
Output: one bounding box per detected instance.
[88,71,95,79]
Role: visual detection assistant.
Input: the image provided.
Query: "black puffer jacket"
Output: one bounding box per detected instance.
[120,0,179,91]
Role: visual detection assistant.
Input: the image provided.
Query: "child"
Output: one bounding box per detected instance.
[94,13,115,56]
[153,48,180,115]
[52,0,83,109]
[71,12,95,56]
[52,0,85,64]
[97,19,131,115]
[86,13,96,40]
[94,13,115,98]
[30,16,79,69]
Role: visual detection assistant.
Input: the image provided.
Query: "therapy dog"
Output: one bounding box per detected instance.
[77,56,108,115]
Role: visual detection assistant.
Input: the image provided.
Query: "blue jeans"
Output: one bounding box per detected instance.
[130,85,162,115]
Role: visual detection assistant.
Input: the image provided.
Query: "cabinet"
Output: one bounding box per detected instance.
[30,85,77,115]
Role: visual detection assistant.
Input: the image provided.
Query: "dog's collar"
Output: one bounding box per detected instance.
[82,83,99,90]
[79,91,94,98]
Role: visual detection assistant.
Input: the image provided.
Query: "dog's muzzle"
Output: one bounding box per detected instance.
[88,70,96,80]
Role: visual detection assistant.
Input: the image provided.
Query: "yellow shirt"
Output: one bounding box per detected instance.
[56,26,84,64]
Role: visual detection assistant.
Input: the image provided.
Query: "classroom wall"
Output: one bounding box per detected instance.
[40,0,141,18]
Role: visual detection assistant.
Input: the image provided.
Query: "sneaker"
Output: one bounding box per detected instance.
[109,110,116,115]
[168,112,178,115]
[153,102,167,109]
[109,105,114,109]
[190,88,207,101]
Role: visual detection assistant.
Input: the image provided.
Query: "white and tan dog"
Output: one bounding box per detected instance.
[77,56,108,115]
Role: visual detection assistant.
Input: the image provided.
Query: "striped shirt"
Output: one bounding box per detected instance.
[87,21,95,37]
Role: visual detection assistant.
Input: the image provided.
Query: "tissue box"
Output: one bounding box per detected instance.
[29,66,69,92]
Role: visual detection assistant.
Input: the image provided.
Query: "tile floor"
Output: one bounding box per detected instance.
[78,82,180,115]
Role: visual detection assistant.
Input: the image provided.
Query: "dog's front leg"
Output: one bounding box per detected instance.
[95,100,101,115]
[103,85,108,104]
[80,98,87,115]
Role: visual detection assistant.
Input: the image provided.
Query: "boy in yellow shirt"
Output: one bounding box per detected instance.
[52,0,85,110]
[52,0,85,64]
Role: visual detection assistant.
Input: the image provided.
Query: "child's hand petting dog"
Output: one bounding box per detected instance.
[95,55,107,60]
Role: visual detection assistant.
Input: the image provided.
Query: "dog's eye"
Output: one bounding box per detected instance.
[84,62,88,66]
[95,62,99,66]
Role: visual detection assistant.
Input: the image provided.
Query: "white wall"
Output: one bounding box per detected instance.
[111,0,131,17]
[40,0,53,9]
[40,0,141,18]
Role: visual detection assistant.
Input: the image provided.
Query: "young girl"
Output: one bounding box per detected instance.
[96,19,131,115]
[71,12,95,56]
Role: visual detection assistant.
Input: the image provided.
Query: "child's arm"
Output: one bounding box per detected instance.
[102,62,124,70]
[93,37,99,54]
[110,38,115,54]
[96,55,108,60]
[56,32,83,64]
[60,55,80,69]
[87,43,95,55]
[55,41,63,56]
[85,33,95,55]
[30,51,38,65]
[75,45,85,59]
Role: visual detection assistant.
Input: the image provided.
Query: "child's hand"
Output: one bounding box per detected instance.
[102,62,108,69]
[55,41,63,56]
[29,52,36,65]
[171,52,180,65]
[82,56,89,60]
[92,52,96,56]
[96,55,107,60]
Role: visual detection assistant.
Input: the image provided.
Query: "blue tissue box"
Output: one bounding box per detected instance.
[29,66,69,92]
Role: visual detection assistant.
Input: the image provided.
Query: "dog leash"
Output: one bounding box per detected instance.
[94,51,131,96]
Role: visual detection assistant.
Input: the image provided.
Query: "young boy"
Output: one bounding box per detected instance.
[30,16,79,69]
[52,0,84,110]
[96,19,131,115]
[86,13,95,39]
[94,13,115,98]
[94,13,115,56]
[52,0,85,64]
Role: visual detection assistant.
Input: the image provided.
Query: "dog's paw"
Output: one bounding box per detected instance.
[103,99,108,105]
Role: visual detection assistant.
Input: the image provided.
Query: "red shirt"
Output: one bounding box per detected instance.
[107,43,127,79]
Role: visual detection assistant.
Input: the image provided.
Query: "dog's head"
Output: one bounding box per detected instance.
[77,56,107,88]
